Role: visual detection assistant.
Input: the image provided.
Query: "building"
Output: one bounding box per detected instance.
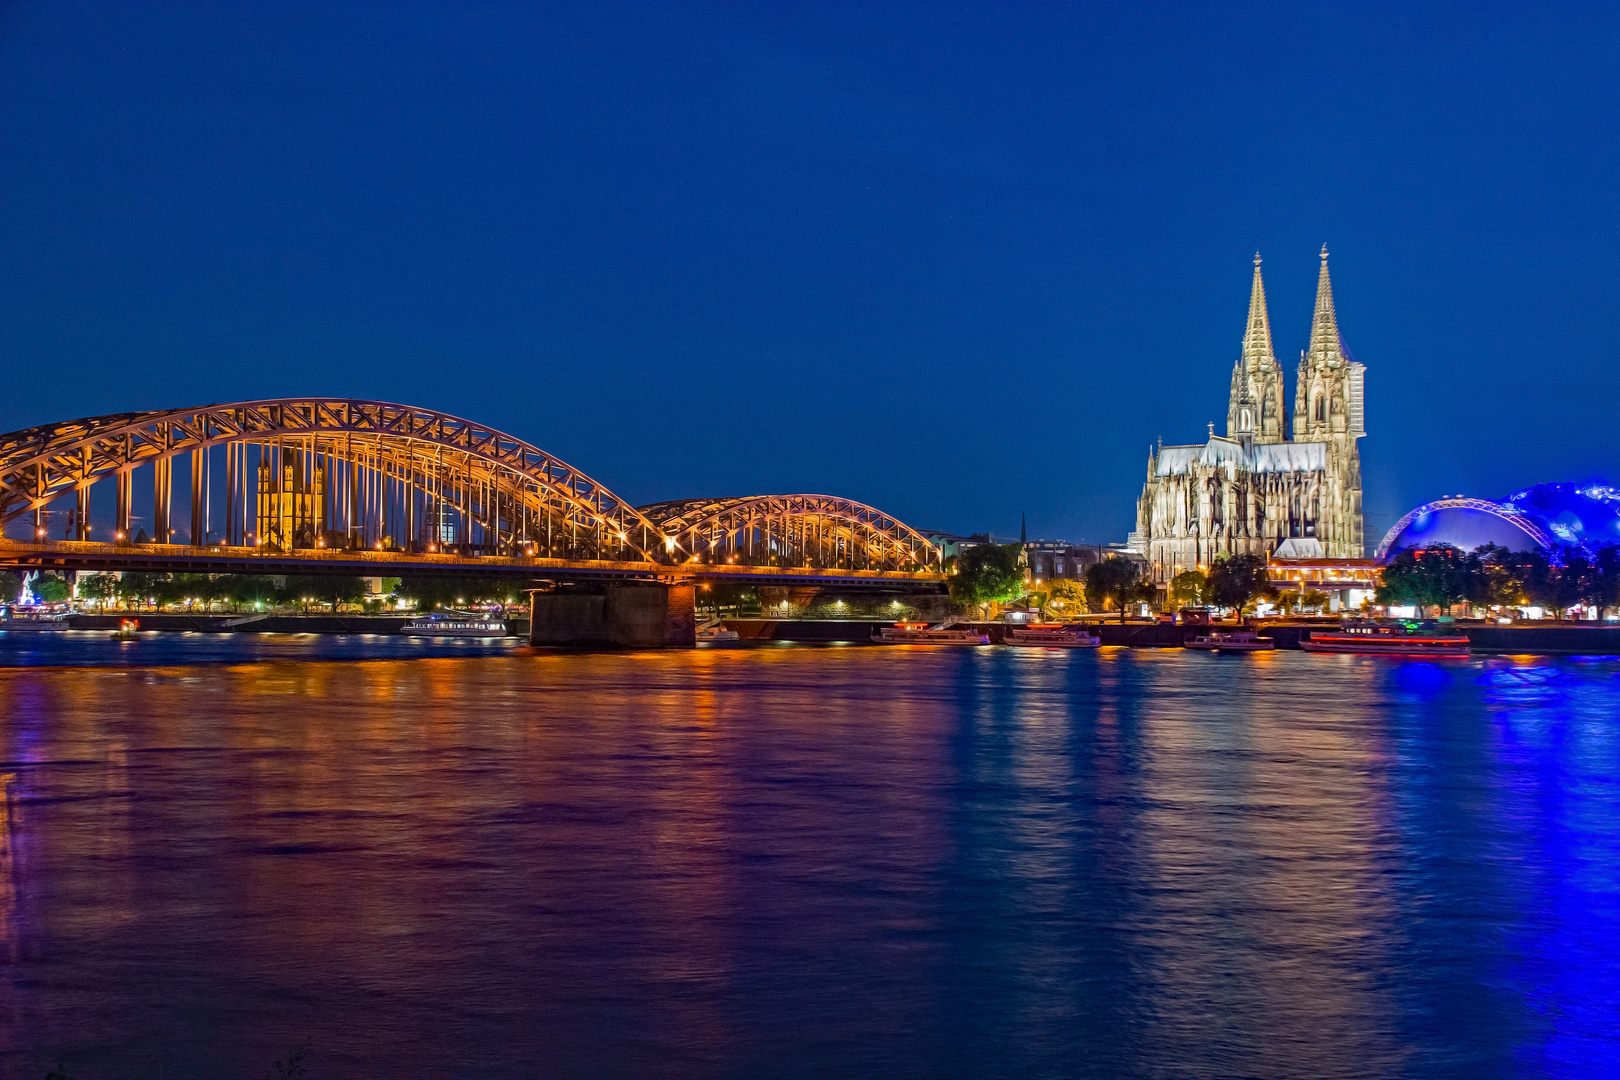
[1024,541,1146,583]
[1377,482,1620,557]
[1135,247,1366,590]
[256,446,326,551]
[1266,556,1381,611]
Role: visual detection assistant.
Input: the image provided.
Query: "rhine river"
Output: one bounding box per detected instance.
[0,634,1617,1079]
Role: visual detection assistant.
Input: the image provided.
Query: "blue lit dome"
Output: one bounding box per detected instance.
[1377,482,1620,559]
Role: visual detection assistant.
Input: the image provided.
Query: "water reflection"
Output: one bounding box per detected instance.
[0,648,1615,1078]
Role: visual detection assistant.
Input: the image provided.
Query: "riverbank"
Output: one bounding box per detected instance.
[59,613,531,636]
[722,618,1620,654]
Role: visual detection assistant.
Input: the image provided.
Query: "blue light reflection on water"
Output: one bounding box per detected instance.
[0,642,1616,1078]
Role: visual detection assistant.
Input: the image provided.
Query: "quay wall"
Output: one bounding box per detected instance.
[62,613,532,636]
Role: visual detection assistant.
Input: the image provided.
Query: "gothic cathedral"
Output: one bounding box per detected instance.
[1133,247,1366,586]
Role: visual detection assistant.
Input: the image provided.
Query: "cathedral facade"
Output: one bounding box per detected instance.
[1133,247,1366,585]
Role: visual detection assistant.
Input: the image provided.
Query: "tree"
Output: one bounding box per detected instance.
[948,543,1027,613]
[1169,569,1208,607]
[1274,589,1300,614]
[32,573,70,603]
[1533,549,1591,620]
[0,571,21,605]
[225,575,281,611]
[118,572,170,609]
[78,572,118,606]
[280,575,367,613]
[1591,545,1620,620]
[1301,589,1330,613]
[1085,556,1154,622]
[1375,545,1475,617]
[1046,578,1086,614]
[1207,553,1272,612]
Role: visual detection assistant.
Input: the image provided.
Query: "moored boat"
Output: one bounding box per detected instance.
[1005,624,1101,648]
[697,619,740,643]
[1301,621,1470,657]
[2,610,70,631]
[873,621,990,645]
[401,613,509,638]
[1185,628,1274,651]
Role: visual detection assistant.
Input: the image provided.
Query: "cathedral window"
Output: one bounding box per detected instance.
[1240,408,1252,430]
[1313,393,1325,422]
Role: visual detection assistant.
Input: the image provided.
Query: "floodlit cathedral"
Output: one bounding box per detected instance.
[1134,246,1366,585]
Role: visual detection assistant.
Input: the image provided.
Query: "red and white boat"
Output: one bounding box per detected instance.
[1005,624,1101,648]
[1185,629,1274,651]
[873,622,990,645]
[1301,622,1471,657]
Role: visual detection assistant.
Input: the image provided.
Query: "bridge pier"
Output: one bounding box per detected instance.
[529,582,696,648]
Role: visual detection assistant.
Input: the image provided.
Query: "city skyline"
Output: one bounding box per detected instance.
[2,3,1616,545]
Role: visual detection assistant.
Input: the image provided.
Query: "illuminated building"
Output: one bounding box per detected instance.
[1135,247,1366,586]
[1377,482,1620,557]
[256,446,326,551]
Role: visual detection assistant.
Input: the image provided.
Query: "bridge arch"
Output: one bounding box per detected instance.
[0,399,666,560]
[0,401,944,577]
[1375,497,1554,560]
[637,494,943,572]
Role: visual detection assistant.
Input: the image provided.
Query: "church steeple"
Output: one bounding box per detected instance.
[1303,244,1345,369]
[1241,251,1275,369]
[1293,244,1365,445]
[1227,252,1287,443]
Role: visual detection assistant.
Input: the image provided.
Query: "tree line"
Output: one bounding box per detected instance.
[1,571,529,613]
[1374,543,1620,620]
[947,543,1277,622]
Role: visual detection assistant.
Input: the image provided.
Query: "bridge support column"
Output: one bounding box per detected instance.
[529,582,696,648]
[190,448,206,546]
[153,457,172,544]
[75,485,90,541]
[115,469,132,542]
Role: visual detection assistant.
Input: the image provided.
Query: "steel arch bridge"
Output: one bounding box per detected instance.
[0,398,944,584]
[637,494,941,573]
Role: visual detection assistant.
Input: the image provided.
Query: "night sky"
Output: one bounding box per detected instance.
[2,2,1615,546]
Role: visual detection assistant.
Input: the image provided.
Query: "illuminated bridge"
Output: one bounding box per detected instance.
[0,399,946,598]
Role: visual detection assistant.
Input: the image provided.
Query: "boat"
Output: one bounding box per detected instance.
[1185,628,1274,651]
[400,612,509,638]
[1005,624,1101,648]
[2,610,71,631]
[111,618,140,640]
[1301,621,1471,657]
[873,621,990,645]
[697,619,740,643]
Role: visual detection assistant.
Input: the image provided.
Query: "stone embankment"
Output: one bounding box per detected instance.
[64,613,531,636]
[724,618,1620,654]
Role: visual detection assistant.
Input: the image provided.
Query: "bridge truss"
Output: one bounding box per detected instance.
[639,495,941,573]
[0,400,943,580]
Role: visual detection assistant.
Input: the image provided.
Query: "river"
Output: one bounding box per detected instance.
[0,636,1616,1078]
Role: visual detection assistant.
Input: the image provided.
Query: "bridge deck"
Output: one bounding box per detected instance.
[0,540,947,588]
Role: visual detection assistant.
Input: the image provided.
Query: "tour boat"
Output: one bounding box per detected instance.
[1301,622,1471,657]
[873,622,990,645]
[1005,624,1101,648]
[400,613,510,638]
[2,610,70,631]
[1185,628,1274,651]
[697,619,740,643]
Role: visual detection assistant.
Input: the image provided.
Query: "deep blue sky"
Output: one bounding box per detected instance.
[2,2,1616,546]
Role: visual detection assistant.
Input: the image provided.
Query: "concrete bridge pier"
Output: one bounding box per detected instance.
[528,582,696,648]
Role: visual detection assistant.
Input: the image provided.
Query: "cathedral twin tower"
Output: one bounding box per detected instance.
[1134,247,1367,583]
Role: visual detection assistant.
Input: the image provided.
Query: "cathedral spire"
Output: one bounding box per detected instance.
[1228,252,1285,442]
[1241,251,1275,371]
[1304,244,1345,368]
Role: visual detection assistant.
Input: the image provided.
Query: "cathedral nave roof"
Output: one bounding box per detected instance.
[1154,438,1327,477]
